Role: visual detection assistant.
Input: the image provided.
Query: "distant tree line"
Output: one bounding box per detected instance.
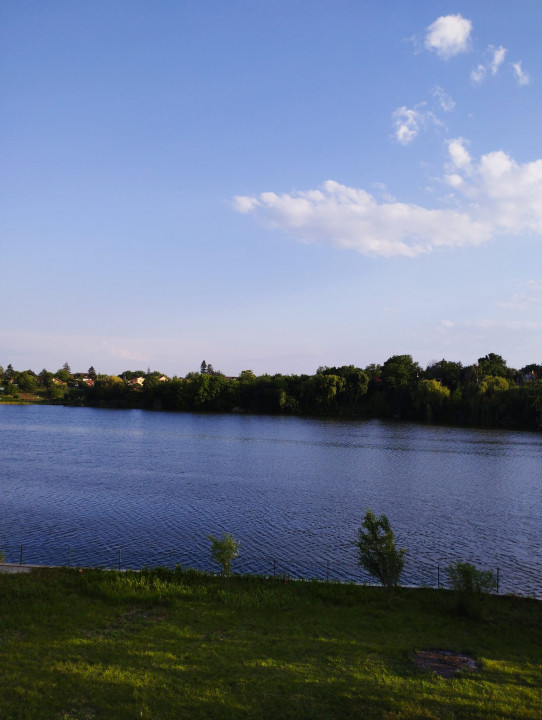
[2,353,542,431]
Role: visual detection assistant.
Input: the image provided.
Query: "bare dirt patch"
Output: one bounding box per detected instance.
[414,650,480,678]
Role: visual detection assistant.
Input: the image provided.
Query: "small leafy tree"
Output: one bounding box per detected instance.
[447,561,496,617]
[356,511,405,594]
[208,533,240,576]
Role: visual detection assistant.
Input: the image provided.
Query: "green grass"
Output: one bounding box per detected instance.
[1,567,541,719]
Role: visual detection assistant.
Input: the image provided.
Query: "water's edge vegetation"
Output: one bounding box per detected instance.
[2,353,542,431]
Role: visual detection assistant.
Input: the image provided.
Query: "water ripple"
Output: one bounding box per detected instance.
[1,406,541,596]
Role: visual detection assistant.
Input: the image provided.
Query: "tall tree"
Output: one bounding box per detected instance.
[425,359,463,391]
[477,353,510,379]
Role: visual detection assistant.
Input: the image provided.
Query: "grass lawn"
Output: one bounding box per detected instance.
[0,567,540,719]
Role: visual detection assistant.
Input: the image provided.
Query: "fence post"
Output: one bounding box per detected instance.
[273,558,276,578]
[68,546,71,568]
[118,548,122,572]
[496,568,499,594]
[326,559,329,582]
[169,550,172,570]
[19,545,23,566]
[437,564,440,588]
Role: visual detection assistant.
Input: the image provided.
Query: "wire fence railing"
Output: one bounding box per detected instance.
[0,541,511,596]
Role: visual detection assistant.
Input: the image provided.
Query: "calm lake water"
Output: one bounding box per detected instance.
[1,405,541,596]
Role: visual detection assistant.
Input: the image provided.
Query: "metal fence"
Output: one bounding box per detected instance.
[0,541,505,595]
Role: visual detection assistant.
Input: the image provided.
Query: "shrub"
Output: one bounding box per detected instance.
[356,510,405,595]
[208,533,240,577]
[447,561,496,617]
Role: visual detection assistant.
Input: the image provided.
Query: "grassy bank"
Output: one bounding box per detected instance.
[1,567,541,719]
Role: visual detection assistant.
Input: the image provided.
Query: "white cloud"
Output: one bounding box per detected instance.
[233,179,490,258]
[233,147,542,258]
[233,195,260,213]
[431,86,455,112]
[470,64,487,86]
[512,61,530,86]
[447,138,471,170]
[445,174,464,188]
[490,45,507,74]
[424,14,472,59]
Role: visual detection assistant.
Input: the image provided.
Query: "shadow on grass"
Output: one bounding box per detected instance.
[1,569,541,719]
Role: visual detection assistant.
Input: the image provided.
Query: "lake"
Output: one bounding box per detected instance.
[1,405,541,596]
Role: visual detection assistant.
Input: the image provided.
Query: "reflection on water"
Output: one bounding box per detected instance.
[1,405,541,596]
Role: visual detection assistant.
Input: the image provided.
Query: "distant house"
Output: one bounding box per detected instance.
[127,376,145,387]
[158,375,169,383]
[82,378,95,387]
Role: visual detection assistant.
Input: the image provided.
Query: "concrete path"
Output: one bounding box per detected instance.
[0,563,41,574]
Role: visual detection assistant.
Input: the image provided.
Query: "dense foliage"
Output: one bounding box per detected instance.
[2,353,542,430]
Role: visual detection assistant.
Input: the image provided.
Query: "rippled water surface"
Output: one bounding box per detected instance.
[1,405,541,595]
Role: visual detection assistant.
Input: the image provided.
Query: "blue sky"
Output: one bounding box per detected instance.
[2,1,541,376]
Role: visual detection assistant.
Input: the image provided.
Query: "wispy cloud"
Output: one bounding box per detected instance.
[234,145,542,258]
[392,104,441,145]
[431,86,455,112]
[470,64,487,86]
[496,280,542,311]
[512,61,530,86]
[490,45,507,75]
[471,45,507,86]
[424,14,472,59]
[392,89,452,145]
[392,106,422,145]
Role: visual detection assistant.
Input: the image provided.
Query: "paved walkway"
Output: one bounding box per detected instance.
[0,563,43,574]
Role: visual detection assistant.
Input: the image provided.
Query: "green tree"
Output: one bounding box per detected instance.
[380,355,421,418]
[425,359,463,392]
[356,511,405,595]
[208,533,240,577]
[342,367,369,407]
[302,372,345,412]
[479,375,510,396]
[414,379,451,422]
[18,372,38,393]
[477,353,511,379]
[55,366,71,383]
